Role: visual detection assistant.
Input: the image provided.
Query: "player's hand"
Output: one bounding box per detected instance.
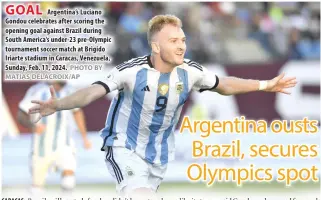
[265,73,297,95]
[83,138,92,150]
[28,86,59,123]
[32,123,46,135]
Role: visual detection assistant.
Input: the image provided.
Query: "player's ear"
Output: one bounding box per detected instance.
[151,42,160,54]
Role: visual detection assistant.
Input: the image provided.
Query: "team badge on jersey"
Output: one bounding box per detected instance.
[158,84,169,95]
[176,82,184,94]
[125,166,134,176]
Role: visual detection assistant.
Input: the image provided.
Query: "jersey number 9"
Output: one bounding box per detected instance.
[156,96,168,112]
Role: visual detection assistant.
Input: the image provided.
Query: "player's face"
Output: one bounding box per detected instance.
[158,24,186,66]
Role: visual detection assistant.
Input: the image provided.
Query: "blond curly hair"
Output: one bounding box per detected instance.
[147,15,182,45]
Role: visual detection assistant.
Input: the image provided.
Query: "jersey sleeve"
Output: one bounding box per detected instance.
[192,66,219,92]
[18,85,41,114]
[92,67,127,94]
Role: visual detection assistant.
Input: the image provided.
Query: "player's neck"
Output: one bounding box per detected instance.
[150,55,174,73]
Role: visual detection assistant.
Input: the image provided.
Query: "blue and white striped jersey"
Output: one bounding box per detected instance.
[96,55,219,165]
[19,82,78,157]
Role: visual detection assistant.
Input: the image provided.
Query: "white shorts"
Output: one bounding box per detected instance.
[30,146,76,186]
[104,146,167,194]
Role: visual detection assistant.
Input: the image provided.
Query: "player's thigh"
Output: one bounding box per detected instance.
[148,163,168,192]
[31,156,50,186]
[56,146,76,172]
[104,146,150,194]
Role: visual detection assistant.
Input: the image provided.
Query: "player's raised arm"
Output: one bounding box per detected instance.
[213,73,297,95]
[193,65,297,96]
[28,66,126,123]
[28,84,108,122]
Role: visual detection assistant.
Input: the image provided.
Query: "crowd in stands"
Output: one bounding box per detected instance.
[41,2,321,64]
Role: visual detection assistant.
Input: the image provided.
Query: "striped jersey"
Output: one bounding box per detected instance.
[96,55,219,165]
[19,82,77,157]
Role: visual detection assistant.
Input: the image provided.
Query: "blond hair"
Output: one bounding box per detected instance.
[147,15,182,45]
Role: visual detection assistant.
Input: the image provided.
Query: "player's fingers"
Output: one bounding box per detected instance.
[29,105,40,114]
[29,109,40,114]
[275,73,285,82]
[289,80,297,84]
[280,89,291,95]
[50,86,57,99]
[286,82,296,86]
[283,77,296,82]
[285,79,297,84]
[285,84,296,88]
[31,100,43,105]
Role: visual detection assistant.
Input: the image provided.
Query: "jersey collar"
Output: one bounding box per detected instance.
[147,55,154,69]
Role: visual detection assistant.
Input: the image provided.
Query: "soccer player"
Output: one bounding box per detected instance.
[28,15,297,196]
[17,81,92,194]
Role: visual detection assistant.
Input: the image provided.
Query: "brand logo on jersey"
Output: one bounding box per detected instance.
[158,84,169,95]
[176,82,184,94]
[141,85,150,92]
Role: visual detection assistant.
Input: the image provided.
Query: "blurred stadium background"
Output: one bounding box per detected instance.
[2,1,320,197]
